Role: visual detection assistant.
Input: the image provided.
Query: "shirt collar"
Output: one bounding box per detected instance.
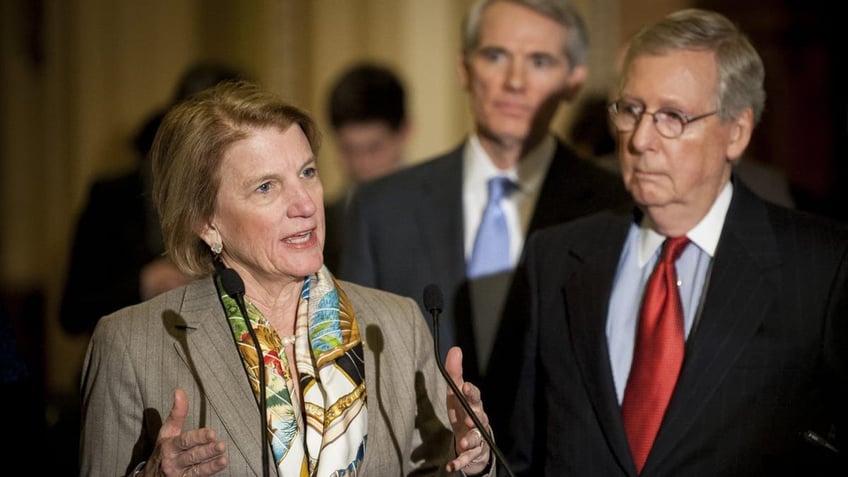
[637,180,733,266]
[464,134,555,196]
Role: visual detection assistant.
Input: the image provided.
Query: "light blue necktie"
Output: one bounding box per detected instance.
[467,177,515,279]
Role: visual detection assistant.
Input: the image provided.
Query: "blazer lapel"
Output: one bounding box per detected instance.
[416,146,466,285]
[564,215,637,475]
[646,183,781,472]
[527,142,582,233]
[414,148,472,363]
[527,140,623,234]
[167,279,269,476]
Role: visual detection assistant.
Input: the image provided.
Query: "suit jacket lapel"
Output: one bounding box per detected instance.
[528,142,575,232]
[167,279,269,475]
[528,141,602,233]
[564,214,637,475]
[647,182,781,472]
[415,146,474,364]
[416,145,466,284]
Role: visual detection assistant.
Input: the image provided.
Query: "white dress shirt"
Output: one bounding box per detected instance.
[462,134,554,265]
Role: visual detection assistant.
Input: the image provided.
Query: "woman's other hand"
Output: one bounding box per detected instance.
[142,388,228,476]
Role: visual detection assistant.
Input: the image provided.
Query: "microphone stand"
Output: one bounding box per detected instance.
[426,297,515,477]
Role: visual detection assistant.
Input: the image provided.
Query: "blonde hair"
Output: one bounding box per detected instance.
[151,80,322,276]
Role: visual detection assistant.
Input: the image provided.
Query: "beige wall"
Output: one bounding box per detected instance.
[0,0,688,397]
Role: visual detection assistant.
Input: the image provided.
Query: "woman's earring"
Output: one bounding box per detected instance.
[211,242,223,255]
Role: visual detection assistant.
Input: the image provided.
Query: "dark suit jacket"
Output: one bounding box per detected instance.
[339,138,631,442]
[81,278,467,476]
[60,166,161,334]
[323,196,347,273]
[511,180,848,476]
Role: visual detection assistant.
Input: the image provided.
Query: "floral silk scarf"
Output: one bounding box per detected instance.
[217,266,367,476]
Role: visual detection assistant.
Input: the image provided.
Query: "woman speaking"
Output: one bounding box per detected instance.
[79,81,494,477]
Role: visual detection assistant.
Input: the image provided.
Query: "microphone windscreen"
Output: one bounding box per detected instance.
[219,268,246,296]
[422,284,444,314]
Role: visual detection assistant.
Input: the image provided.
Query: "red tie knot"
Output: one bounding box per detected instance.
[661,236,690,264]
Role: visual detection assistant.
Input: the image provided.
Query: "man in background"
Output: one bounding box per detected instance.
[323,62,410,271]
[340,0,630,443]
[60,62,247,335]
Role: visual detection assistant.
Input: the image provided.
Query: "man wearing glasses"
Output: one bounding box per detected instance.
[509,9,847,476]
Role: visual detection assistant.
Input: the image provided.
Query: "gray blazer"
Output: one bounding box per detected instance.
[80,278,464,476]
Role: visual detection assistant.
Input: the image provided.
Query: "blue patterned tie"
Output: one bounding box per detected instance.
[467,177,515,278]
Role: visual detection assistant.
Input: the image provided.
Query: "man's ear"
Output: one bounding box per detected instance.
[560,64,588,102]
[457,52,471,91]
[726,107,754,161]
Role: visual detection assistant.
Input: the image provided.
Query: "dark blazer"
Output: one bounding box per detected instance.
[323,196,347,273]
[339,138,631,441]
[60,166,161,334]
[80,278,467,476]
[511,180,848,476]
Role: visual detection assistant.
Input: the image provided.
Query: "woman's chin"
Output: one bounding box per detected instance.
[290,255,325,278]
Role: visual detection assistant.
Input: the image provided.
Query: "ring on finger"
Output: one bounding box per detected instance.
[470,428,483,448]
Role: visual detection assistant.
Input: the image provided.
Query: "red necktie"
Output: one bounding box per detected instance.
[621,236,690,474]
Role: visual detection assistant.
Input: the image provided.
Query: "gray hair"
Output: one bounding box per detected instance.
[620,8,766,125]
[462,0,589,70]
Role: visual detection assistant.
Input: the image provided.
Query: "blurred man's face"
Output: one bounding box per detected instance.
[460,1,585,151]
[335,121,408,184]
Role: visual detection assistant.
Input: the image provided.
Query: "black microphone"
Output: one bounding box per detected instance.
[802,430,840,454]
[218,268,270,477]
[422,284,515,477]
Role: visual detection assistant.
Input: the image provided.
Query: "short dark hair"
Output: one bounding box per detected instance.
[172,61,247,104]
[328,63,406,131]
[133,62,247,157]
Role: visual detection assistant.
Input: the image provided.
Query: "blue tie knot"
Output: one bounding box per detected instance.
[487,176,514,203]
